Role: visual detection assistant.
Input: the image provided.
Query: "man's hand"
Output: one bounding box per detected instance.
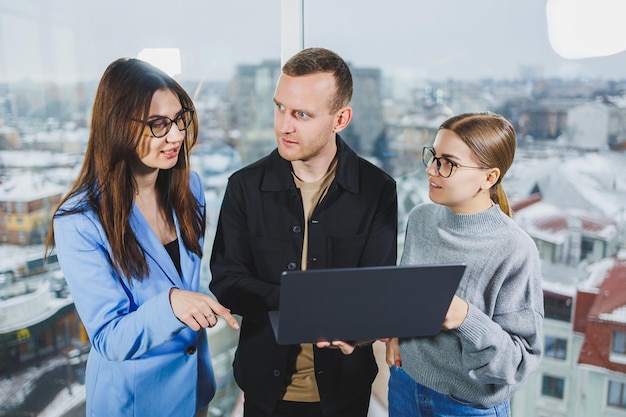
[169,288,240,331]
[315,339,374,355]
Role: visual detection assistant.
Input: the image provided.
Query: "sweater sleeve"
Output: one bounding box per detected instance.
[453,238,544,391]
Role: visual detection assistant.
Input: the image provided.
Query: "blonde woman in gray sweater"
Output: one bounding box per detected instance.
[386,112,544,416]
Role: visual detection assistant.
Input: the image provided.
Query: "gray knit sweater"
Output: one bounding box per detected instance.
[399,202,544,408]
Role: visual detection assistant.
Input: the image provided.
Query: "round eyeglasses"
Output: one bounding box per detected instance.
[142,109,194,138]
[422,146,487,178]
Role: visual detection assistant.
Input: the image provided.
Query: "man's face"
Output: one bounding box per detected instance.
[273,72,339,163]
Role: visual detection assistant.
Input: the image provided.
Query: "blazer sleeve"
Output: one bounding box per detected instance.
[53,211,187,361]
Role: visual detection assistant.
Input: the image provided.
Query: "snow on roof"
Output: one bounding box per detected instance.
[580,257,617,291]
[541,261,588,294]
[515,202,568,244]
[599,305,626,323]
[540,152,626,218]
[0,150,79,169]
[0,244,46,272]
[0,171,67,201]
[514,200,617,242]
[504,156,548,199]
[582,258,626,324]
[504,148,626,220]
[542,279,578,297]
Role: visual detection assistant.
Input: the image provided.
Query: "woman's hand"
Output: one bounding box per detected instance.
[169,288,240,331]
[442,295,469,330]
[385,337,402,367]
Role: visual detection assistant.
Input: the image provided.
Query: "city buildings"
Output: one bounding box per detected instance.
[1,59,626,417]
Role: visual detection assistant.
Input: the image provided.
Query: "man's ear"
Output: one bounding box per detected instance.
[333,107,353,133]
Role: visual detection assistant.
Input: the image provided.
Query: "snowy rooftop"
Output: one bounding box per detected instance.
[0,170,68,202]
[0,244,46,272]
[515,201,618,243]
[580,255,626,324]
[0,150,80,169]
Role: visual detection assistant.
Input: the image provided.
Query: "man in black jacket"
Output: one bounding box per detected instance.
[210,47,397,417]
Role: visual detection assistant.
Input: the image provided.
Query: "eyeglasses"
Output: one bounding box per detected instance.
[422,146,487,178]
[142,109,194,138]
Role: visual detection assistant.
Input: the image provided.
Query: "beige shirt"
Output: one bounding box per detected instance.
[282,158,337,402]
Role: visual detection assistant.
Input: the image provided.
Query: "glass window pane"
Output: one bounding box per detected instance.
[542,374,565,399]
[0,1,280,414]
[545,336,567,360]
[613,331,626,354]
[608,381,621,406]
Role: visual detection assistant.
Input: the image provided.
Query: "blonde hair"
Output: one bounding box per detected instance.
[439,112,516,217]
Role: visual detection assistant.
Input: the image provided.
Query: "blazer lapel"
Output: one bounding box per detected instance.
[172,211,195,286]
[130,204,183,288]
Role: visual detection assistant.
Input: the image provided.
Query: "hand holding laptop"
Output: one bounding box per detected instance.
[315,296,467,357]
[269,264,466,345]
[315,339,376,355]
[441,295,469,330]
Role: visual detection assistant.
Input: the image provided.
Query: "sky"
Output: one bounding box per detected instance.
[1,0,626,83]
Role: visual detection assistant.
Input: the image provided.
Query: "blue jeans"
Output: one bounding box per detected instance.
[388,366,511,417]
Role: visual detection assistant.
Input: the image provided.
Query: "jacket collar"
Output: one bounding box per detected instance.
[130,204,186,287]
[261,134,360,194]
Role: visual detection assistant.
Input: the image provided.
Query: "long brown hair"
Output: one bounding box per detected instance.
[46,58,205,282]
[439,112,517,217]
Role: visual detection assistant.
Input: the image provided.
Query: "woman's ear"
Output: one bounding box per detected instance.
[333,107,353,133]
[484,168,501,189]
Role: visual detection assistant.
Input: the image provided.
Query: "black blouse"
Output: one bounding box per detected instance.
[164,238,182,277]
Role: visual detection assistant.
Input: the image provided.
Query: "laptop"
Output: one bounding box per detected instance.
[268,263,465,344]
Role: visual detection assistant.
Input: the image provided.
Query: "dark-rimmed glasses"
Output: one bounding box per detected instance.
[422,146,487,178]
[141,109,194,138]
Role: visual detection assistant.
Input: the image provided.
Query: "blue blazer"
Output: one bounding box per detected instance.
[53,172,214,417]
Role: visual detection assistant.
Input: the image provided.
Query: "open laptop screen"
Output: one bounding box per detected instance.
[269,263,465,344]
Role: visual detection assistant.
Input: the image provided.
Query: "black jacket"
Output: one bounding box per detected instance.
[210,136,397,416]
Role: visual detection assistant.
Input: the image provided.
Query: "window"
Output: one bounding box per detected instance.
[2,2,626,417]
[535,239,562,263]
[544,336,567,360]
[608,380,626,409]
[613,331,626,354]
[544,293,572,322]
[542,374,565,399]
[610,331,626,364]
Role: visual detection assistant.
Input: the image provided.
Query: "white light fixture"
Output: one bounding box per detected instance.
[546,0,626,59]
[137,48,182,76]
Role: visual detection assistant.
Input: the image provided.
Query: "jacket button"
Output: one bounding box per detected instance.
[292,225,302,233]
[273,370,281,377]
[286,262,297,270]
[185,346,197,355]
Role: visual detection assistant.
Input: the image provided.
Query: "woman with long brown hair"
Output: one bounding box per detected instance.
[47,58,238,417]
